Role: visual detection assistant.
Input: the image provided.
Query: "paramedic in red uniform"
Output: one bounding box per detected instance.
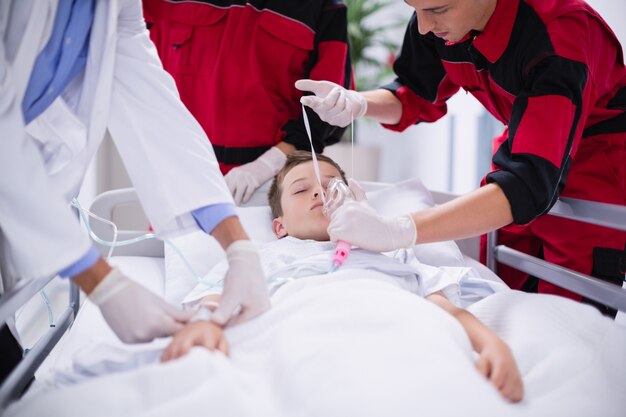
[142,0,352,204]
[297,0,626,316]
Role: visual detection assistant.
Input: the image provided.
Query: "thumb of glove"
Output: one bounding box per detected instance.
[294,79,337,97]
[210,298,242,327]
[165,304,195,324]
[348,178,367,202]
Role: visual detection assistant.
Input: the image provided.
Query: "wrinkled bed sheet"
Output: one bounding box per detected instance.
[7,270,625,417]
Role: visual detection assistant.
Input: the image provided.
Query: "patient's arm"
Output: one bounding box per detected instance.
[161,295,228,362]
[426,292,524,403]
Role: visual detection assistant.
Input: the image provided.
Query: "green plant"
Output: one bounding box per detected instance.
[346,0,403,90]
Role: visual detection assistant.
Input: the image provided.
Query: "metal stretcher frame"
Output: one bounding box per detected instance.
[0,188,625,410]
[0,278,79,409]
[484,197,626,312]
[0,187,176,409]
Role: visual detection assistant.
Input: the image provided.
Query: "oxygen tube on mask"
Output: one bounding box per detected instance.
[301,104,355,272]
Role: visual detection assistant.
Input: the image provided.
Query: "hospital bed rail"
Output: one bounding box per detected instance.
[0,277,80,410]
[484,197,626,312]
[0,187,189,409]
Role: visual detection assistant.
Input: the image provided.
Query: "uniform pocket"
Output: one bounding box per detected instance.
[587,133,626,199]
[25,97,87,175]
[252,11,314,88]
[162,5,228,76]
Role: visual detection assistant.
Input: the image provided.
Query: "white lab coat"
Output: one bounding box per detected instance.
[0,0,232,288]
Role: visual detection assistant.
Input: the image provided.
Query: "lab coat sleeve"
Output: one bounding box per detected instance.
[107,0,234,237]
[0,42,93,282]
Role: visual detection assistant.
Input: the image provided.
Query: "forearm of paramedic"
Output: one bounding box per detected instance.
[70,257,112,295]
[411,183,513,244]
[60,246,100,278]
[361,89,404,125]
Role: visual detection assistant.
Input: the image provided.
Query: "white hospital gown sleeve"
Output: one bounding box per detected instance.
[107,0,233,237]
[0,42,92,282]
[405,251,462,306]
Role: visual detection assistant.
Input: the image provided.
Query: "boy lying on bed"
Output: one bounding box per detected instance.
[162,151,524,402]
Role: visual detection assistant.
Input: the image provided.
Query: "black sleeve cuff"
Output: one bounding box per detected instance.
[486,170,540,225]
[380,80,403,96]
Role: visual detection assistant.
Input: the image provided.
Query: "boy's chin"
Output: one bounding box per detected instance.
[311,229,331,242]
[291,230,330,242]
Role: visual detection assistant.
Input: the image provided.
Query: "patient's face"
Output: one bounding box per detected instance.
[272,161,341,241]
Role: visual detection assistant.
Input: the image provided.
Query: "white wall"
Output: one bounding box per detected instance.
[587,0,626,42]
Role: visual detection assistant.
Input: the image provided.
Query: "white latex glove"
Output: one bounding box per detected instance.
[89,267,193,343]
[295,79,367,128]
[327,179,417,252]
[211,240,271,326]
[224,147,287,204]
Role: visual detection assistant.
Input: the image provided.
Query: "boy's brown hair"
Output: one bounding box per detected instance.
[268,151,347,218]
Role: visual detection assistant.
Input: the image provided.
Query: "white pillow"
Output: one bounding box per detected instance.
[366,178,434,215]
[164,178,464,304]
[164,205,275,304]
[163,230,222,305]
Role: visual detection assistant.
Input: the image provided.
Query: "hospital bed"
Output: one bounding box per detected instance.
[1,180,625,416]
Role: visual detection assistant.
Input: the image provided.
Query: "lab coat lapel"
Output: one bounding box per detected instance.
[83,0,116,147]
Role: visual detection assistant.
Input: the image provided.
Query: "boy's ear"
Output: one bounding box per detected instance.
[272,218,288,238]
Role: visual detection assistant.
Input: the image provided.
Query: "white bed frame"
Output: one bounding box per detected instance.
[1,184,624,409]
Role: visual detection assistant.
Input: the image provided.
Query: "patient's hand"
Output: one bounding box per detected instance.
[476,335,524,403]
[426,292,524,403]
[161,321,229,362]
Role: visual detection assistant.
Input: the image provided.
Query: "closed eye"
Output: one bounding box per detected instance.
[429,7,448,15]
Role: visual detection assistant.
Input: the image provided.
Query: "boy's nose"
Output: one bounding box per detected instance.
[313,187,324,200]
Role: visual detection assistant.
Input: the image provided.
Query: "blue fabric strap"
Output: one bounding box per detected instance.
[22,0,95,124]
[59,246,100,278]
[192,203,238,234]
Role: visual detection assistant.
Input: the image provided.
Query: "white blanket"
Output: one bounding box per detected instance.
[7,271,626,417]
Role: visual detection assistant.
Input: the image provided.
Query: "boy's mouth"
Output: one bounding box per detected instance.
[310,202,324,210]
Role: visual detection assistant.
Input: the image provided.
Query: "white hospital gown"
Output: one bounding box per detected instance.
[183,237,502,308]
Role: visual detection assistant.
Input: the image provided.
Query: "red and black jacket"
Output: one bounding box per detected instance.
[143,0,352,173]
[383,0,626,224]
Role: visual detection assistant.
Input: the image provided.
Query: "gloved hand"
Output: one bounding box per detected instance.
[89,267,193,343]
[327,179,417,252]
[211,240,271,326]
[224,147,287,204]
[295,79,367,128]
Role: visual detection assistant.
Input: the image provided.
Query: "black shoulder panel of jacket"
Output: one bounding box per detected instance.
[381,13,446,103]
